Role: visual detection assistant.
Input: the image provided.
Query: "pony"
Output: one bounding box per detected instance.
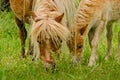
[30,0,75,67]
[10,0,75,67]
[71,0,120,66]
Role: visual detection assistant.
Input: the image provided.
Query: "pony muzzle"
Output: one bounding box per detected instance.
[40,47,54,64]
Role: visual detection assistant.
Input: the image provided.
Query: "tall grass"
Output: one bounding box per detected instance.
[0,1,120,80]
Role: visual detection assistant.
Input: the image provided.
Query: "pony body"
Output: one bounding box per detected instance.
[72,0,120,66]
[10,0,33,22]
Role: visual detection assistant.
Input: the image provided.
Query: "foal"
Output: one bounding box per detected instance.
[71,0,120,66]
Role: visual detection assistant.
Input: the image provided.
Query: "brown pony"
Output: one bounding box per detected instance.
[10,0,75,67]
[71,0,120,66]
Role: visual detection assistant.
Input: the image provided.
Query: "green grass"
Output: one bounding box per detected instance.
[0,10,120,80]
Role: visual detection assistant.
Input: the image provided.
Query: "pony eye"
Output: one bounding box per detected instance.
[37,40,41,44]
[77,44,83,49]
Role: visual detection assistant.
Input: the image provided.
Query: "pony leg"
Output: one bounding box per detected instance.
[88,20,106,67]
[116,31,120,59]
[27,38,33,55]
[105,23,113,60]
[88,28,95,48]
[15,17,27,58]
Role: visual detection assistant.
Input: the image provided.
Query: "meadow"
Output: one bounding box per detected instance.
[0,1,120,80]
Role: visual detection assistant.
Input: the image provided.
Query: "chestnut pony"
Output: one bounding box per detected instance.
[71,0,120,66]
[10,0,75,66]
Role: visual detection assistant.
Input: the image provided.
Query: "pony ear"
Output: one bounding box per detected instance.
[31,12,37,20]
[55,13,64,22]
[28,11,37,20]
[29,11,41,22]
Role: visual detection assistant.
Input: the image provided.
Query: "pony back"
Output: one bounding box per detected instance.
[54,0,76,29]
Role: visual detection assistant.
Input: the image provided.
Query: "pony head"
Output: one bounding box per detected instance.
[30,0,70,66]
[75,25,87,55]
[70,23,87,65]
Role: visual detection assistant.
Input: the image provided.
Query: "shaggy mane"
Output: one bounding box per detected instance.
[31,19,69,48]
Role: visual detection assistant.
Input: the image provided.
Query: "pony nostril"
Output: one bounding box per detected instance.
[37,40,41,44]
[77,44,82,49]
[59,39,62,43]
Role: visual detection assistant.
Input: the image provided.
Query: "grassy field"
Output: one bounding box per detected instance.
[0,5,120,80]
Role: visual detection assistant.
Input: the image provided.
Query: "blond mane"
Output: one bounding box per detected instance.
[30,0,70,45]
[54,0,76,29]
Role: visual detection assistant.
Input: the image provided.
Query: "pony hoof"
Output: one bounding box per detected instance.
[21,54,26,58]
[45,64,58,73]
[88,60,96,67]
[105,56,109,61]
[21,49,26,58]
[115,56,120,61]
[71,61,79,66]
[32,58,35,61]
[44,63,56,71]
[115,53,120,60]
[71,56,80,66]
[105,54,112,61]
